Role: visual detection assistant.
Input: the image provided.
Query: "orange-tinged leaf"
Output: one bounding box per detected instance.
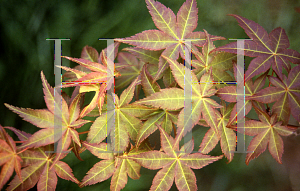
[146,0,177,38]
[136,111,165,146]
[163,55,200,96]
[19,128,66,149]
[214,15,300,81]
[250,65,300,124]
[82,142,114,160]
[120,104,157,118]
[150,161,176,191]
[7,161,46,191]
[199,128,219,154]
[177,0,198,39]
[135,88,185,110]
[117,30,176,50]
[68,94,81,125]
[179,153,223,169]
[175,162,197,191]
[0,160,15,190]
[129,151,174,170]
[119,77,139,107]
[3,126,31,141]
[141,64,160,97]
[241,107,295,164]
[54,161,80,184]
[158,126,177,157]
[176,99,202,139]
[4,104,56,129]
[125,158,141,180]
[57,65,87,79]
[62,56,108,73]
[41,71,69,124]
[268,129,284,164]
[123,47,162,65]
[37,162,57,191]
[246,129,270,165]
[110,159,127,191]
[116,0,224,82]
[119,111,142,141]
[81,45,99,62]
[79,159,115,187]
[128,127,222,191]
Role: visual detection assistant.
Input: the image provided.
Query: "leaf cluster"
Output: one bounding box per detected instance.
[1,0,299,190]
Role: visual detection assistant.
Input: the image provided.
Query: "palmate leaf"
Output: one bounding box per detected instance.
[216,63,268,126]
[7,144,78,191]
[214,14,300,81]
[0,125,22,190]
[127,127,223,191]
[123,47,162,65]
[80,140,151,191]
[136,55,222,148]
[86,77,143,152]
[134,67,179,146]
[249,65,300,124]
[61,47,122,117]
[192,30,236,89]
[236,105,295,165]
[199,101,236,163]
[162,56,222,147]
[115,0,225,82]
[115,51,145,90]
[4,72,90,158]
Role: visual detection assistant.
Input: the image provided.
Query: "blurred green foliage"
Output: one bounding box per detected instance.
[1,0,299,190]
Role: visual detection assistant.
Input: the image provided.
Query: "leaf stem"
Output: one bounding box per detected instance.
[78,131,89,135]
[14,141,25,143]
[17,147,29,155]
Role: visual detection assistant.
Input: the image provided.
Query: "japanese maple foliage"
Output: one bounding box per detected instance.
[1,0,300,191]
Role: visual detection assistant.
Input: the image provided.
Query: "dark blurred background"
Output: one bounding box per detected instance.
[1,0,300,190]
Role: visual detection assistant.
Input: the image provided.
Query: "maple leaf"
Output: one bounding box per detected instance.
[136,55,223,148]
[86,77,145,152]
[133,64,179,147]
[249,65,300,124]
[199,101,236,163]
[7,144,79,191]
[115,0,225,82]
[4,71,90,159]
[114,51,145,91]
[79,140,152,191]
[60,45,121,117]
[127,126,223,191]
[238,105,295,165]
[123,47,162,65]
[192,30,236,89]
[216,63,268,126]
[0,125,22,190]
[213,14,300,81]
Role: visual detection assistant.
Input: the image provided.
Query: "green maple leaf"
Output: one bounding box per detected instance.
[4,128,78,191]
[79,140,152,191]
[135,55,222,148]
[192,30,236,89]
[116,0,225,82]
[127,126,222,191]
[199,101,236,163]
[4,72,91,164]
[0,126,22,190]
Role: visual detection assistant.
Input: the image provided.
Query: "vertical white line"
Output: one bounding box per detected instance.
[46,38,70,154]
